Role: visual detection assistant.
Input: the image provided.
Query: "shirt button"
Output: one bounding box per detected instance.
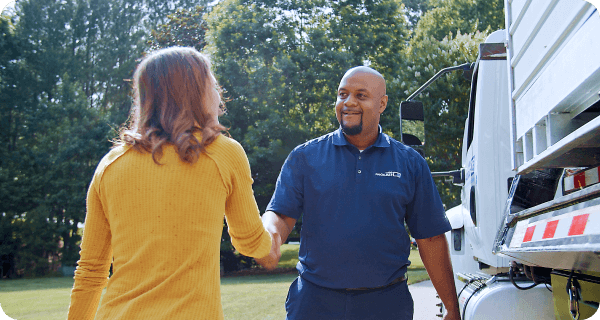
[358,170,362,174]
[359,156,362,160]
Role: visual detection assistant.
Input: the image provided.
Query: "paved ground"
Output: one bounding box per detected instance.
[409,280,441,320]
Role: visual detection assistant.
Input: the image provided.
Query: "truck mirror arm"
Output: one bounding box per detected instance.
[405,63,474,101]
[431,168,465,186]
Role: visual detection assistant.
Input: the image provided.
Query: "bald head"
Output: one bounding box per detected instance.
[335,66,388,148]
[340,66,386,97]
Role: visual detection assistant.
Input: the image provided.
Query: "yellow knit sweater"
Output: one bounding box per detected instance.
[67,134,272,319]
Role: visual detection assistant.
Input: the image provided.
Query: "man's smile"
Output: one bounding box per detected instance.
[342,110,362,116]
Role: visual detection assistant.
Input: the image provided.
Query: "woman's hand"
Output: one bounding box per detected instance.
[255,231,282,270]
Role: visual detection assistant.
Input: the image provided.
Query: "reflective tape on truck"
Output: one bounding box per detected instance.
[510,204,600,248]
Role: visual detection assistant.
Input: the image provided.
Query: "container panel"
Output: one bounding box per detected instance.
[512,0,588,98]
[514,8,600,140]
[510,0,553,64]
[508,0,529,29]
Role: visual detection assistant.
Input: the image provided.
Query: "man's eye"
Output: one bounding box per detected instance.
[338,93,347,98]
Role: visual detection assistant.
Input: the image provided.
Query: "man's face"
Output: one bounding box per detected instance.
[335,71,387,137]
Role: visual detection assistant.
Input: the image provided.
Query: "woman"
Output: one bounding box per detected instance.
[67,47,277,319]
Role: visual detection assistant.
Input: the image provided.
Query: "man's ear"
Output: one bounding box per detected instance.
[379,95,388,114]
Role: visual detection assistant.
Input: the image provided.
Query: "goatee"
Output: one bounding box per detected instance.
[341,121,362,136]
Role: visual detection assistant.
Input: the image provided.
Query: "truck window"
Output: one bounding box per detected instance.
[466,68,479,150]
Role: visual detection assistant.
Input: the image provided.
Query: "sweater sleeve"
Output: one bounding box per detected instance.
[67,160,114,319]
[219,138,271,259]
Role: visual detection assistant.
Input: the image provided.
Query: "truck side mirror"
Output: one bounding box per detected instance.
[402,133,422,146]
[400,101,425,148]
[400,101,424,121]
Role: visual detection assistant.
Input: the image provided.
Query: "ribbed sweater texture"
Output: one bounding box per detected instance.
[67,134,272,319]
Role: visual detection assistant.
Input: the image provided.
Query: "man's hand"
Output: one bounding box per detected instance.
[255,231,282,270]
[254,211,296,270]
[416,234,461,320]
[443,309,461,320]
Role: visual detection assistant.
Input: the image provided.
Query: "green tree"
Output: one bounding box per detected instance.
[402,0,431,28]
[207,0,410,210]
[399,0,505,207]
[412,0,504,42]
[76,0,146,122]
[0,14,27,278]
[35,75,112,267]
[143,0,212,27]
[148,6,208,52]
[1,0,156,276]
[204,0,410,271]
[0,0,506,277]
[0,7,66,277]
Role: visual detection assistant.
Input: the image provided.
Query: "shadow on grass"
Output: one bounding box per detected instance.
[221,273,298,285]
[407,269,430,285]
[0,276,75,292]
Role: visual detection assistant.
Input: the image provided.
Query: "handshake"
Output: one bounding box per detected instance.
[254,211,296,270]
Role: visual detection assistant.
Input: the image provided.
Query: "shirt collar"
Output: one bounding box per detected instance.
[332,125,390,148]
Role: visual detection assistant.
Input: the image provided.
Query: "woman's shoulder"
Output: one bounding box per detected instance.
[86,144,132,190]
[205,134,250,170]
[207,134,246,155]
[95,145,131,174]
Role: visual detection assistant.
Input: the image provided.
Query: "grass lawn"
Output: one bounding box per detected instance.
[221,273,296,319]
[0,277,76,320]
[0,245,429,320]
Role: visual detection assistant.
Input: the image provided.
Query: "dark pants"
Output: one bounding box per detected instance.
[285,276,414,320]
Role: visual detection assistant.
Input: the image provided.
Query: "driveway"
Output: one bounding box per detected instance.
[410,280,441,320]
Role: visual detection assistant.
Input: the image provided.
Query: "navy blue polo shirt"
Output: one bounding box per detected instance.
[266,127,451,289]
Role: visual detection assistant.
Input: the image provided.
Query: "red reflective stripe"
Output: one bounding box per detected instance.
[543,220,559,239]
[568,214,590,236]
[523,226,536,242]
[574,172,586,189]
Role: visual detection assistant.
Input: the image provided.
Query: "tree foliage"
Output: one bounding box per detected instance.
[0,0,505,277]
[402,0,431,28]
[148,6,209,52]
[206,0,410,210]
[400,0,504,207]
[403,31,488,207]
[0,0,197,277]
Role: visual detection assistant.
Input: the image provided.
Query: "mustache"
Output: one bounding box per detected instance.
[341,109,362,113]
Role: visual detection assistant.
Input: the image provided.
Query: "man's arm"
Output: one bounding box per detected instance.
[416,234,461,320]
[254,211,297,270]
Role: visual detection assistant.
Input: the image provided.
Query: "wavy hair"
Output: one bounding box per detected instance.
[117,47,227,164]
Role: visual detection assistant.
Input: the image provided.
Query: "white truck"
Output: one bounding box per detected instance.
[401,1,600,319]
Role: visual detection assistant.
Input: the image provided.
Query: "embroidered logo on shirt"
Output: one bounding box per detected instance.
[375,171,402,178]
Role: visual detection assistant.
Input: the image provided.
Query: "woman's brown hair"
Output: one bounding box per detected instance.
[118,47,227,164]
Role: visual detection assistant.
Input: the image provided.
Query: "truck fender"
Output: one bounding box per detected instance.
[446,205,465,230]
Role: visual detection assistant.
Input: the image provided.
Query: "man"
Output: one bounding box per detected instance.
[261,66,461,320]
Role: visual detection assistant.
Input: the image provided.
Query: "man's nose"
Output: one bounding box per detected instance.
[344,94,358,107]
